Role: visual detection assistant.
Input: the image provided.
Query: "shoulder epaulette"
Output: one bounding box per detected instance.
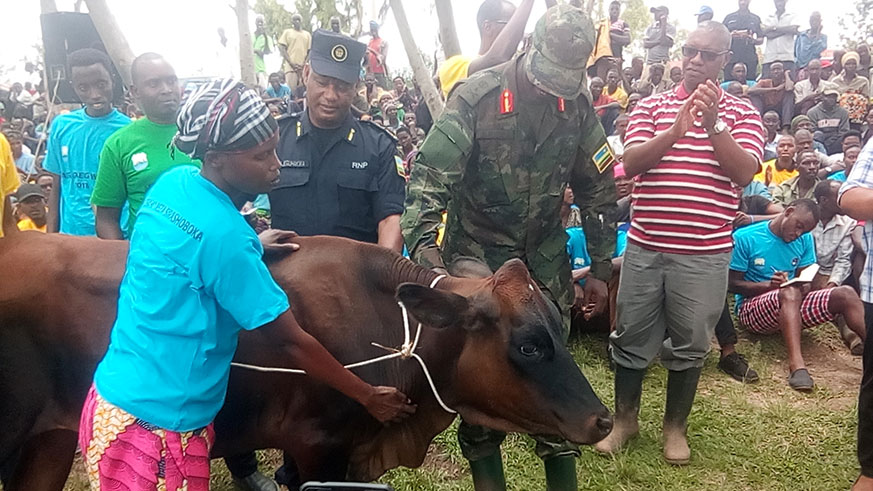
[359,119,398,142]
[452,70,503,107]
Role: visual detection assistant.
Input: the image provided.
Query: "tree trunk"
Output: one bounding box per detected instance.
[40,0,58,13]
[434,0,461,59]
[388,0,444,118]
[233,0,257,87]
[84,0,136,87]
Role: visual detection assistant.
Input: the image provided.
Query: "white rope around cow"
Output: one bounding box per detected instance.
[230,275,457,414]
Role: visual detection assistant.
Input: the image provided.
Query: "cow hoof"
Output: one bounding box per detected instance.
[233,471,281,491]
[663,426,690,466]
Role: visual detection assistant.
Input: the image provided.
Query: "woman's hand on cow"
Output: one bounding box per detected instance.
[259,228,300,257]
[362,386,417,424]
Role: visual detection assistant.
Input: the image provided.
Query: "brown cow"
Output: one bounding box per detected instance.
[0,232,611,489]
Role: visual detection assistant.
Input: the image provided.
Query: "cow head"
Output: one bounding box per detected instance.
[396,258,612,445]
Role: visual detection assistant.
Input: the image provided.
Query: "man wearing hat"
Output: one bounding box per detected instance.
[696,5,714,25]
[402,5,616,489]
[278,13,312,91]
[15,183,46,232]
[808,86,851,154]
[225,30,407,490]
[643,6,676,66]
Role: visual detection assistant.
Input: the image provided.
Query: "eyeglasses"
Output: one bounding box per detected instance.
[681,46,728,62]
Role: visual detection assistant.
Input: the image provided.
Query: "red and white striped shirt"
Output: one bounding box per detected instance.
[624,84,765,254]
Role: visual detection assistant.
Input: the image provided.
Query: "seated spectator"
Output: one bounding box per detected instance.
[828,145,861,182]
[807,88,850,154]
[607,113,629,158]
[391,76,417,111]
[794,127,836,168]
[773,150,821,205]
[626,92,642,113]
[668,66,682,87]
[755,134,797,187]
[832,51,870,130]
[612,163,632,223]
[736,184,784,228]
[729,199,867,391]
[36,172,52,196]
[590,76,620,136]
[264,72,292,100]
[812,180,862,354]
[382,102,403,132]
[3,130,36,177]
[604,69,628,111]
[395,125,417,178]
[791,115,829,154]
[725,81,746,98]
[14,183,47,232]
[632,62,669,95]
[749,61,795,129]
[402,112,426,145]
[761,110,781,160]
[820,130,863,178]
[720,62,756,94]
[794,59,836,116]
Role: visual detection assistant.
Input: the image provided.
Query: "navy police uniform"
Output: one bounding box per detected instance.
[268,28,406,243]
[270,112,406,242]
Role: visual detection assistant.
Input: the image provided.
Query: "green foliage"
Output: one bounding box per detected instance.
[253,0,364,39]
[838,0,873,48]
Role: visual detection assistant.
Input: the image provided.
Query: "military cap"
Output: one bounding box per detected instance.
[524,4,595,100]
[309,29,366,84]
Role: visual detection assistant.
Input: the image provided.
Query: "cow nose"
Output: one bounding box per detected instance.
[595,413,614,438]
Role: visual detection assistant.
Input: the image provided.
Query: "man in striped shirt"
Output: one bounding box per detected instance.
[838,141,873,491]
[595,22,765,465]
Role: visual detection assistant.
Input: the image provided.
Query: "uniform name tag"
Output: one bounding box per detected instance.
[281,160,307,168]
[351,161,369,170]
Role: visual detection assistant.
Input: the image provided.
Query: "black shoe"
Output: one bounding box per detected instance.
[718,352,759,383]
[788,368,815,392]
[232,471,280,491]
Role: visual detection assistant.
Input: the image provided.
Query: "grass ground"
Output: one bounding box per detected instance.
[58,325,863,491]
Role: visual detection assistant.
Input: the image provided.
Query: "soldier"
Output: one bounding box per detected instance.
[402,5,616,490]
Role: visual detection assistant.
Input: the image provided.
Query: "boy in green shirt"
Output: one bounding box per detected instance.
[92,53,200,239]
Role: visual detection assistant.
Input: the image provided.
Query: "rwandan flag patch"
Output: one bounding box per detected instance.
[591,143,614,174]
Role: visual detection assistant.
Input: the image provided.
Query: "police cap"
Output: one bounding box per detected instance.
[309,29,366,84]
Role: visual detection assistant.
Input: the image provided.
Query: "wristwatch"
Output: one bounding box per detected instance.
[708,119,728,136]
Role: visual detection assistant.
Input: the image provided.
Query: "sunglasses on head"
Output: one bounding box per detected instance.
[681,46,728,62]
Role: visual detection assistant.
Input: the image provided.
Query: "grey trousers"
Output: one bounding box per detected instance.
[611,243,730,371]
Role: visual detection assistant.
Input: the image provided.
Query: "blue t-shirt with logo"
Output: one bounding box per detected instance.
[566,223,629,285]
[43,108,130,235]
[729,220,816,310]
[94,166,290,431]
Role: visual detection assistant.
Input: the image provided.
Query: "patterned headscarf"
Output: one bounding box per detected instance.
[173,79,277,160]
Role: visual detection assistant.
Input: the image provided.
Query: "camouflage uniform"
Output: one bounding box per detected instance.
[401,5,616,463]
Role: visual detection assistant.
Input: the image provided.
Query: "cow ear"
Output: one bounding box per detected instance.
[397,283,469,329]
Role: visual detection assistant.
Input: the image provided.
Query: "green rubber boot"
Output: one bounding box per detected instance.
[663,367,703,466]
[468,451,506,491]
[544,455,578,491]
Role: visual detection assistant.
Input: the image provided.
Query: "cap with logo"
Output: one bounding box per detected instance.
[309,29,366,85]
[823,87,840,97]
[523,4,595,100]
[696,5,713,16]
[15,183,45,202]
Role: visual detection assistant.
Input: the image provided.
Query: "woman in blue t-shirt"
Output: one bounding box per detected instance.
[79,80,414,490]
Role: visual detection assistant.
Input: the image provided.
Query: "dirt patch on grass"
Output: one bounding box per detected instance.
[419,443,464,480]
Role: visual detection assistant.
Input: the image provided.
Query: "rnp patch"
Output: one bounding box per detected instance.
[592,143,614,174]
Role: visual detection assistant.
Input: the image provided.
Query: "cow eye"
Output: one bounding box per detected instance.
[520,344,539,356]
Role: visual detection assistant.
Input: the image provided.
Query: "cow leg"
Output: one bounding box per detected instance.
[5,429,78,491]
[291,444,350,487]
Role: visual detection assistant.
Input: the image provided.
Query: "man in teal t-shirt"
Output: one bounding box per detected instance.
[44,48,130,236]
[92,53,200,239]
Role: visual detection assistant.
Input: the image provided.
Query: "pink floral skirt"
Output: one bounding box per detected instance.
[78,385,214,490]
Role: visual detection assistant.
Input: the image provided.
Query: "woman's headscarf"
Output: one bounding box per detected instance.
[173,79,278,160]
[842,51,861,68]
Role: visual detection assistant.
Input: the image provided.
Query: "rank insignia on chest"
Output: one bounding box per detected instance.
[557,97,565,113]
[592,143,614,174]
[296,121,302,137]
[500,89,514,114]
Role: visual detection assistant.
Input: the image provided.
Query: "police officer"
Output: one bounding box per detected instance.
[270,29,406,252]
[224,30,407,491]
[402,5,616,491]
